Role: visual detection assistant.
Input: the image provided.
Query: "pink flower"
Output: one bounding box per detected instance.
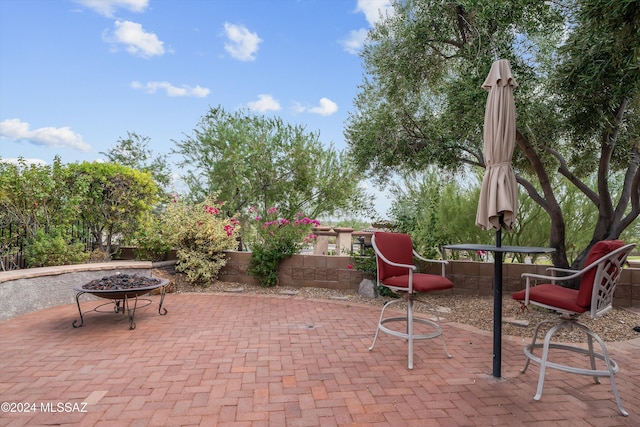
[205,205,219,215]
[255,215,261,221]
[267,207,278,215]
[347,264,353,270]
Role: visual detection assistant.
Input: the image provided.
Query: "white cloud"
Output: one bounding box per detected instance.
[356,0,393,26]
[73,0,148,18]
[0,118,91,152]
[223,23,262,61]
[104,20,165,58]
[131,81,210,97]
[247,94,281,112]
[297,98,338,116]
[342,0,394,55]
[341,28,369,55]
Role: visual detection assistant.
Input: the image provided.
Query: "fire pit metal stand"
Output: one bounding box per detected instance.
[72,277,169,330]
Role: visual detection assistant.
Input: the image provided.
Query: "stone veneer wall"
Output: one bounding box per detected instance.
[0,261,153,321]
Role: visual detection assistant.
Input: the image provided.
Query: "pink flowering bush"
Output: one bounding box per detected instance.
[247,206,319,287]
[163,195,239,284]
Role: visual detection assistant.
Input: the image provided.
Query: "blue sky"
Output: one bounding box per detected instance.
[0,0,394,216]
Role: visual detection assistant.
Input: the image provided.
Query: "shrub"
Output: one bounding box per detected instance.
[129,214,172,261]
[345,246,398,298]
[247,207,319,287]
[163,195,239,285]
[345,246,377,279]
[24,229,88,267]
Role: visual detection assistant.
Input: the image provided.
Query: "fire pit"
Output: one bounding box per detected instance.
[72,273,169,330]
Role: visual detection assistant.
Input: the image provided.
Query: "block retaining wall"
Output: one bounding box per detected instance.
[218,251,639,307]
[0,254,637,321]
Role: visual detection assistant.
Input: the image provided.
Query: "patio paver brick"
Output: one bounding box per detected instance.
[0,293,638,426]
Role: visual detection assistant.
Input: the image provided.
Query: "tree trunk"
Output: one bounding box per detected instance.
[515,131,569,268]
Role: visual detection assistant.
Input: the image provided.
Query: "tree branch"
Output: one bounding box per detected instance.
[541,144,599,203]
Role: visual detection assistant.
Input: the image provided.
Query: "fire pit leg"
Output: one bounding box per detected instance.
[124,295,138,330]
[72,291,86,328]
[158,285,168,316]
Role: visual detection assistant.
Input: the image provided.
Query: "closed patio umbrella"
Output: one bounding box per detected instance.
[476,59,518,232]
[476,59,518,378]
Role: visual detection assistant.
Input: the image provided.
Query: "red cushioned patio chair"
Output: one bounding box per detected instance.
[369,231,454,369]
[512,240,635,416]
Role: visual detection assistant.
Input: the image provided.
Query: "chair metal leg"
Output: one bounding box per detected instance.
[413,296,452,359]
[433,304,452,360]
[522,318,628,417]
[533,321,565,401]
[369,299,400,351]
[582,325,628,417]
[369,294,451,370]
[521,319,556,374]
[407,296,415,369]
[586,334,600,384]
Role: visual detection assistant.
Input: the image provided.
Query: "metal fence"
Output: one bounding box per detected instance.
[0,221,95,271]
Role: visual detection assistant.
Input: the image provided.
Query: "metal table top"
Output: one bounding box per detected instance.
[443,244,554,254]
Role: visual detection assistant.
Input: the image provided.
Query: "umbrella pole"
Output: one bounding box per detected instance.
[493,212,504,378]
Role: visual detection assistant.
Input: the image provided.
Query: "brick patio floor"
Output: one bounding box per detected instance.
[0,293,638,426]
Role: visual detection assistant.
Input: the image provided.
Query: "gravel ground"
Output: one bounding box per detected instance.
[157,269,640,343]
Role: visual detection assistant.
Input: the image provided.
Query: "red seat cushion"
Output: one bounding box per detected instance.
[382,273,454,293]
[576,240,625,308]
[513,284,586,314]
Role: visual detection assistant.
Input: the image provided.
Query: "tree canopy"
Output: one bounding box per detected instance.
[345,0,639,268]
[66,162,158,256]
[173,106,372,221]
[100,131,172,194]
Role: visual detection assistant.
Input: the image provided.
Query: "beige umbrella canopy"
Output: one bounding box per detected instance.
[476,59,519,231]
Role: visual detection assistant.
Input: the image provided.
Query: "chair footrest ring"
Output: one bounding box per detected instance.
[524,342,619,377]
[378,316,443,341]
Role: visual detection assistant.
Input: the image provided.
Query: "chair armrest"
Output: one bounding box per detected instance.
[521,268,582,291]
[521,269,583,282]
[413,250,448,264]
[545,266,575,276]
[413,250,448,276]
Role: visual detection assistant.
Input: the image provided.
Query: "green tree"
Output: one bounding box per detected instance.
[0,157,76,240]
[66,162,158,257]
[389,169,550,261]
[345,0,639,269]
[100,132,172,194]
[173,106,372,228]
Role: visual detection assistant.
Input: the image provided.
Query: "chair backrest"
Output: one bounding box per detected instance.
[575,241,635,317]
[372,232,414,281]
